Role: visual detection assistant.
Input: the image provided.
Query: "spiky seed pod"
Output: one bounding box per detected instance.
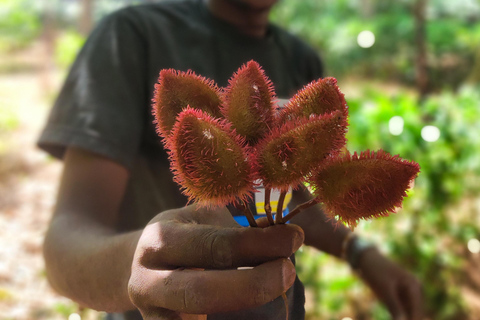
[221,60,276,146]
[153,69,223,138]
[254,111,348,191]
[166,107,255,207]
[278,77,348,124]
[309,150,420,229]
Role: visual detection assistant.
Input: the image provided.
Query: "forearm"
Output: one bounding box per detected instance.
[289,193,423,319]
[289,188,351,258]
[43,213,141,312]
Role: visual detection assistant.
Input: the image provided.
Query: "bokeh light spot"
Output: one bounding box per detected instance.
[468,238,480,254]
[421,125,440,142]
[68,313,81,320]
[389,116,404,136]
[357,30,375,48]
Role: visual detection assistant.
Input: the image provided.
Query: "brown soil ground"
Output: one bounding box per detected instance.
[0,42,103,320]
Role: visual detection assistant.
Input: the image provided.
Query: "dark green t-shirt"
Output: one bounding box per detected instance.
[38,0,323,319]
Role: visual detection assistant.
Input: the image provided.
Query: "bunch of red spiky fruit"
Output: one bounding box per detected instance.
[153,61,420,229]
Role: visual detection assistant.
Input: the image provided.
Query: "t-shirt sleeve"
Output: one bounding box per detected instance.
[38,9,148,169]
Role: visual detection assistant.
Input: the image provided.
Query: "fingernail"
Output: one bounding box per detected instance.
[282,260,296,289]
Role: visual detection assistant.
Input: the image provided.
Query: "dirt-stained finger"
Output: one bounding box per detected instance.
[139,220,304,269]
[132,258,296,314]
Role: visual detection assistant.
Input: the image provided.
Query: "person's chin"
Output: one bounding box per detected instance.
[228,0,279,11]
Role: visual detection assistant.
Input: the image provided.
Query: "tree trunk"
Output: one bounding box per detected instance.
[80,0,94,36]
[413,0,429,100]
[360,0,374,18]
[468,50,480,85]
[41,0,56,94]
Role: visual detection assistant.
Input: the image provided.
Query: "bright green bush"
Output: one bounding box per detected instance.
[54,30,86,69]
[297,85,480,319]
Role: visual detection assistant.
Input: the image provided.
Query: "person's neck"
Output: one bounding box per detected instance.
[204,0,272,38]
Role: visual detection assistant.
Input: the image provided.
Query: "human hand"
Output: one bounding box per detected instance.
[358,249,423,320]
[128,204,304,320]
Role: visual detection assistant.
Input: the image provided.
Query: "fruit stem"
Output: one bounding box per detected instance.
[275,191,287,224]
[282,197,320,224]
[234,201,258,227]
[264,188,274,225]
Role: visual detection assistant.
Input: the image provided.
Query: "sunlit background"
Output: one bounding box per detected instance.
[1,0,480,319]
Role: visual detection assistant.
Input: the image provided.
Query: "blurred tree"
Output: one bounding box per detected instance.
[42,0,57,92]
[469,50,480,84]
[80,0,94,36]
[270,0,480,92]
[413,0,429,100]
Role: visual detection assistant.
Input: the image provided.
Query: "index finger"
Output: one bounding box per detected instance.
[140,220,304,269]
[156,205,241,227]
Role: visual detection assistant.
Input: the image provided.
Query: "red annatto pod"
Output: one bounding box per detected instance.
[221,60,276,146]
[309,150,420,229]
[254,111,348,192]
[166,107,255,207]
[278,77,348,124]
[152,69,223,138]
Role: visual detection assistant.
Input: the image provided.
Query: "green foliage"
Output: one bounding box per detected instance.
[54,30,86,69]
[348,85,480,203]
[296,247,362,319]
[0,88,20,153]
[270,0,480,89]
[350,86,480,318]
[52,302,77,317]
[297,85,480,319]
[0,0,41,52]
[0,106,19,133]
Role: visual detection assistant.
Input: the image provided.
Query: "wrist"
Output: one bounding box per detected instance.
[341,233,376,270]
